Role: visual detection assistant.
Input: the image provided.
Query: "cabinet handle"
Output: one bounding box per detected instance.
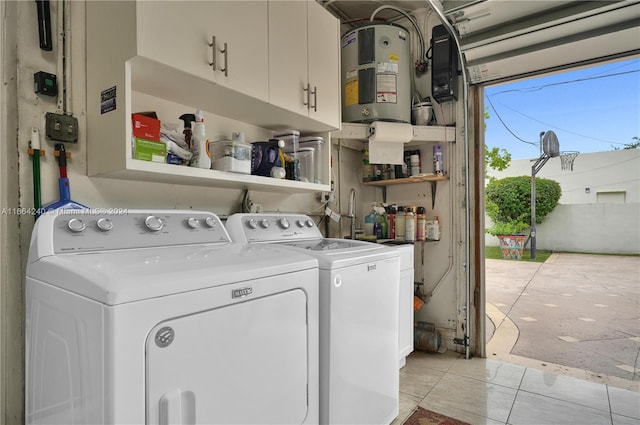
[310,86,317,112]
[208,36,216,70]
[303,83,310,109]
[219,42,228,77]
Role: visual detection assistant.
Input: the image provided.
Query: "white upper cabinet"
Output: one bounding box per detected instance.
[137,1,269,101]
[269,1,341,129]
[85,0,337,192]
[306,1,341,128]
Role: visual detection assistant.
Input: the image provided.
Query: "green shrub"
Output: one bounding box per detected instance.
[485,176,561,236]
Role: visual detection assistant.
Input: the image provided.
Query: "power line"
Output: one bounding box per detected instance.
[485,94,538,147]
[490,69,640,96]
[491,101,628,146]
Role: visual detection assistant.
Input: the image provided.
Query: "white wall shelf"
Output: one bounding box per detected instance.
[85,1,338,194]
[332,122,456,145]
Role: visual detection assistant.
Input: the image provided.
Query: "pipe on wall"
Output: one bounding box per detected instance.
[424,0,472,360]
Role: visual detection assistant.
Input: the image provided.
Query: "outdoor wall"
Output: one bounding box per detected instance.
[485,149,640,254]
[486,149,640,204]
[486,203,640,254]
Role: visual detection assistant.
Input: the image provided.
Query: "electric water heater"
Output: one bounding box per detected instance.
[341,22,411,123]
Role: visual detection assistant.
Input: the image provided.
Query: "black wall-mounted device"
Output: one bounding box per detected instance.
[34,71,58,97]
[431,25,458,103]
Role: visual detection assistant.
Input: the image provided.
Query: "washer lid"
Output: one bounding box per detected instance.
[26,243,317,305]
[276,238,399,269]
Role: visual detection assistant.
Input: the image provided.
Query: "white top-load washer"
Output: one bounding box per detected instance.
[226,213,400,425]
[26,209,319,425]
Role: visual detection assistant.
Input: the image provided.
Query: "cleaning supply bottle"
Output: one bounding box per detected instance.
[179,113,196,150]
[433,215,441,240]
[388,205,396,239]
[191,110,211,169]
[405,207,416,242]
[416,207,426,241]
[395,206,405,241]
[364,203,377,236]
[379,208,388,239]
[433,144,444,175]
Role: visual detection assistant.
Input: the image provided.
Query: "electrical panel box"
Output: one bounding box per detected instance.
[431,25,458,103]
[46,112,78,143]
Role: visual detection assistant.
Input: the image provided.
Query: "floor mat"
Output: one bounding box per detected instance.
[402,407,471,425]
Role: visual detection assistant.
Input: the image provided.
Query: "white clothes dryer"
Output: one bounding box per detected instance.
[26,210,319,425]
[226,213,400,425]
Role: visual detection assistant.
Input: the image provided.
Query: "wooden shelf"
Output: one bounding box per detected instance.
[362,175,448,187]
[362,174,448,207]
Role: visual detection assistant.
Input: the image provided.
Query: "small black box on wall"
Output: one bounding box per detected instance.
[34,71,58,97]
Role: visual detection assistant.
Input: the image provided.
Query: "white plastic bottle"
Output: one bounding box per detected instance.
[191,109,211,169]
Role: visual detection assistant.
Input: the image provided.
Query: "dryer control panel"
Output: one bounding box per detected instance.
[226,213,323,243]
[30,210,231,257]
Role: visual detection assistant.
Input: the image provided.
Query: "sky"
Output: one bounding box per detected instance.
[484,57,640,159]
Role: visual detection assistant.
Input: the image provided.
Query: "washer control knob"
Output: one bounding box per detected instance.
[305,219,315,228]
[96,218,113,232]
[67,218,86,232]
[186,217,200,229]
[144,215,164,232]
[279,218,290,229]
[296,219,306,228]
[247,218,258,229]
[259,219,270,229]
[204,216,217,228]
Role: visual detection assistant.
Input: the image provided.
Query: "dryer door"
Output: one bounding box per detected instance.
[146,289,309,425]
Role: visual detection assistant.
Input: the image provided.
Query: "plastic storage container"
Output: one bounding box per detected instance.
[299,136,324,184]
[273,129,300,155]
[211,139,252,174]
[292,147,315,183]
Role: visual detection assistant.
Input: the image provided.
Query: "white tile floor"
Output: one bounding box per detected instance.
[394,351,640,425]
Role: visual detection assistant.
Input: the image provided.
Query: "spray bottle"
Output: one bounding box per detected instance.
[191,110,211,169]
[179,113,196,151]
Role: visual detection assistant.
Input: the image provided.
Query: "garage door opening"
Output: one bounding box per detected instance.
[481,57,640,385]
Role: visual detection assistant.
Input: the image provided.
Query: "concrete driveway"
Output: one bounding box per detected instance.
[485,253,640,391]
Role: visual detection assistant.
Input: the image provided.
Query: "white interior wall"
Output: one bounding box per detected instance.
[1,1,23,423]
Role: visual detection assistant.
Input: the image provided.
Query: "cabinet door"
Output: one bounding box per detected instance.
[307,1,341,128]
[138,1,216,83]
[268,0,310,117]
[213,1,269,101]
[137,1,268,101]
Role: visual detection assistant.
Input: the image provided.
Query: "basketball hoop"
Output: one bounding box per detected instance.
[542,131,560,157]
[560,151,579,171]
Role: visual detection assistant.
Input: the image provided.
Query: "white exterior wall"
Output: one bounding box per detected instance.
[486,149,640,254]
